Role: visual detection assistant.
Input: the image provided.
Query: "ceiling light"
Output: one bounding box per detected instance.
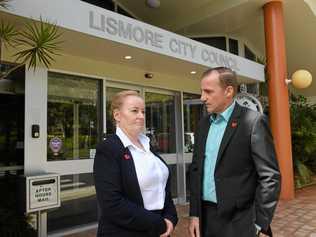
[190,71,197,74]
[124,55,132,60]
[146,0,160,8]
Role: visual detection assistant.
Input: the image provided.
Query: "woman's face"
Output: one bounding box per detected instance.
[114,95,145,136]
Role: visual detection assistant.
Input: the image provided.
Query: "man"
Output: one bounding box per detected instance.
[189,67,281,237]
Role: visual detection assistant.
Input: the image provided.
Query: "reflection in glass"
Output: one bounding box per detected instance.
[47,173,97,233]
[183,93,204,153]
[47,73,102,161]
[105,87,136,136]
[145,92,176,154]
[183,93,204,201]
[0,64,25,168]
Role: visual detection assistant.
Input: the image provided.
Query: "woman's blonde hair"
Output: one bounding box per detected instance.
[110,90,143,118]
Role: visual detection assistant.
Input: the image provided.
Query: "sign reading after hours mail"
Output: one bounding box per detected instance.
[27,174,60,213]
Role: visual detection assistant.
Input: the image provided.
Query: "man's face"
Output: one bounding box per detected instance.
[200,71,234,114]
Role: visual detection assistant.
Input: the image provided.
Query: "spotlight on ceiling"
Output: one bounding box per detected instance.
[146,0,160,8]
[124,55,132,60]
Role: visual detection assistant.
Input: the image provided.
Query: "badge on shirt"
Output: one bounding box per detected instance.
[231,120,238,128]
[123,153,131,160]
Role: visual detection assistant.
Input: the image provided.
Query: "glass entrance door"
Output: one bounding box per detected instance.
[144,90,178,198]
[105,83,179,199]
[183,93,205,201]
[46,72,102,233]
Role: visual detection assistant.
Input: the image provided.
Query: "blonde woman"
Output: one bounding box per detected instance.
[94,90,178,237]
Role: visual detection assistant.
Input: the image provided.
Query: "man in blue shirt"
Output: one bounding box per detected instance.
[189,67,280,237]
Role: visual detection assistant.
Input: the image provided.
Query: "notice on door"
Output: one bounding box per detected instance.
[27,174,60,213]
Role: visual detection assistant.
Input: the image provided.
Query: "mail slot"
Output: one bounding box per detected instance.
[32,179,56,186]
[18,173,61,213]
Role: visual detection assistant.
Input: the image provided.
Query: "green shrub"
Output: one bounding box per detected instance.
[290,94,316,187]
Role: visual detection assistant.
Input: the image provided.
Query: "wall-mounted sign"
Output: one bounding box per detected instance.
[26,174,60,213]
[49,137,62,156]
[7,0,265,81]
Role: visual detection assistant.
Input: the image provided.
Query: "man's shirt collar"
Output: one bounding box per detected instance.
[210,100,236,123]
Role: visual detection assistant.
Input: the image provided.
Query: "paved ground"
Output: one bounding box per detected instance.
[67,185,316,237]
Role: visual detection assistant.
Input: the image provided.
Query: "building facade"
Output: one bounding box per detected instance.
[1,0,310,235]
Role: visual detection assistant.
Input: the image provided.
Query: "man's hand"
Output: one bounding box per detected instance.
[160,218,174,237]
[258,233,270,237]
[189,216,200,237]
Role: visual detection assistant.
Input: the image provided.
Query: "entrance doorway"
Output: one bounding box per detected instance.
[0,65,25,173]
[0,65,26,235]
[0,93,24,169]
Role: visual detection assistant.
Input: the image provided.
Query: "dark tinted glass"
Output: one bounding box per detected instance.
[0,65,24,169]
[81,0,114,11]
[117,6,135,19]
[47,73,102,161]
[47,173,97,233]
[192,37,226,51]
[229,38,239,55]
[244,45,256,61]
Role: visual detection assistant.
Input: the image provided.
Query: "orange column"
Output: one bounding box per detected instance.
[263,1,294,199]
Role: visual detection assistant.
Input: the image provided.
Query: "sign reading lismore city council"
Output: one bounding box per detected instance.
[89,11,239,73]
[5,0,264,81]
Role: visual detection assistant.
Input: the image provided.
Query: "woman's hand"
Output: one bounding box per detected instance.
[160,218,174,237]
[188,217,200,237]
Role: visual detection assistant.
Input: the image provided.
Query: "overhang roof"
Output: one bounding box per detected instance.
[116,0,316,96]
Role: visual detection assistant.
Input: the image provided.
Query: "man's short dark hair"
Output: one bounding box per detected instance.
[202,67,238,95]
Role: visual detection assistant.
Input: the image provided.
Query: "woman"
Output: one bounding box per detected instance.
[94,90,178,237]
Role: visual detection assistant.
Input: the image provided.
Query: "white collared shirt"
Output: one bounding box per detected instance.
[116,127,169,210]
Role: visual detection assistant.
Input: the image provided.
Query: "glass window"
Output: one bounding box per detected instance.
[47,173,97,233]
[105,87,139,136]
[145,92,176,154]
[229,38,239,55]
[0,64,24,168]
[244,45,256,61]
[47,73,102,161]
[192,37,227,51]
[81,0,115,11]
[105,88,177,198]
[117,6,135,19]
[246,83,259,95]
[183,93,204,153]
[145,92,177,198]
[183,93,204,201]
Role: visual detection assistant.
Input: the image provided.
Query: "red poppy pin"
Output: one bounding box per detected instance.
[123,154,131,160]
[231,120,238,128]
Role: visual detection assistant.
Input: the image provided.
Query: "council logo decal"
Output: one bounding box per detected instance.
[236,93,263,114]
[49,137,63,156]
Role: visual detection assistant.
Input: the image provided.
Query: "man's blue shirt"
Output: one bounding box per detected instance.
[202,101,236,202]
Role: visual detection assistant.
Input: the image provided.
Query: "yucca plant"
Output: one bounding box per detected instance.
[0,0,62,79]
[15,19,62,69]
[0,0,10,9]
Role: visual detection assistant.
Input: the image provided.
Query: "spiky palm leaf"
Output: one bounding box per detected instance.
[0,21,18,47]
[0,0,10,10]
[13,19,62,70]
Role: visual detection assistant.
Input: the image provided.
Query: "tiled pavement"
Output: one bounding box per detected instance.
[66,185,316,237]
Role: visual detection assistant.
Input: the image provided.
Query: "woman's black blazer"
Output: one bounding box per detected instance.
[93,134,178,237]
